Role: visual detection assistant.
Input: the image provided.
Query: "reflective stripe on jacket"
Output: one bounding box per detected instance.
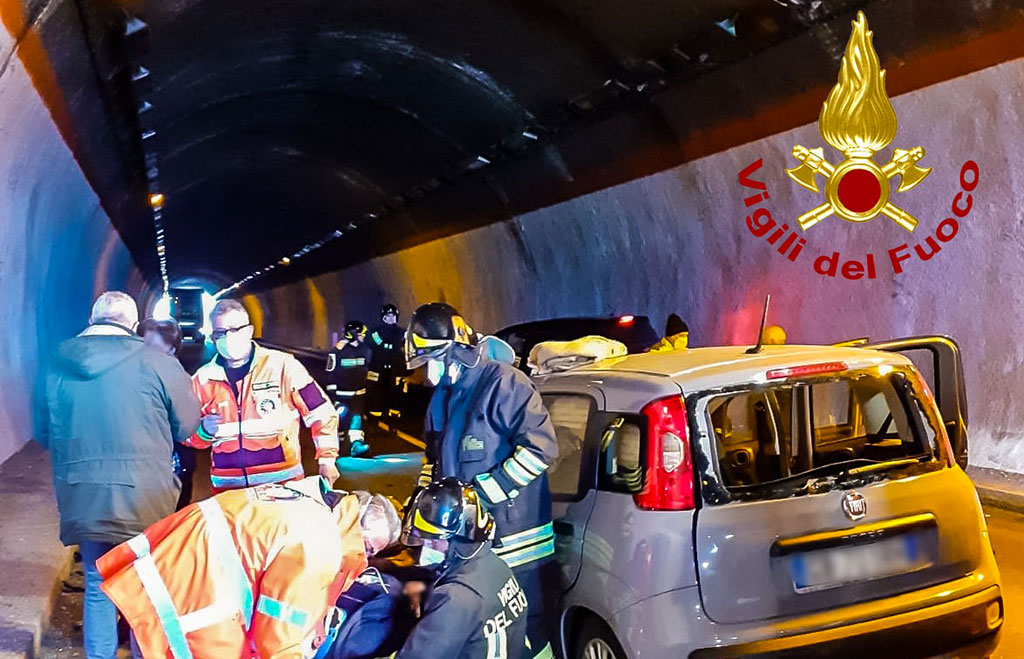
[98,477,367,659]
[393,548,528,659]
[424,359,558,564]
[325,341,371,401]
[188,345,339,490]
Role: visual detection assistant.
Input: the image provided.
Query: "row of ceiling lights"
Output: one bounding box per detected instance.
[189,5,822,299]
[211,127,541,298]
[125,15,169,293]
[206,12,754,297]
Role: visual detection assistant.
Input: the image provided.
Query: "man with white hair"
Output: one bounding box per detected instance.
[189,298,341,491]
[40,291,200,659]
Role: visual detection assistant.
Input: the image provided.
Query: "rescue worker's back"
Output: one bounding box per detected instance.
[98,477,368,659]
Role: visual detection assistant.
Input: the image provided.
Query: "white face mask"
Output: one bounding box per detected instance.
[418,543,447,567]
[215,333,252,362]
[426,359,445,386]
[426,360,462,386]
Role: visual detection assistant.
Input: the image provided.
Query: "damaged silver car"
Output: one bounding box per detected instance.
[535,336,1001,659]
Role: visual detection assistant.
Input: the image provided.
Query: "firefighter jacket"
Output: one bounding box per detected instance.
[98,477,367,659]
[189,344,339,491]
[325,341,371,400]
[422,359,558,571]
[367,323,406,379]
[392,546,528,659]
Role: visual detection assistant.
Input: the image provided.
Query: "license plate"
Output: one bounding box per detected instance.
[790,533,931,593]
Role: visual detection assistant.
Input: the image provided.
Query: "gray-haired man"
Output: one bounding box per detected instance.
[40,291,200,659]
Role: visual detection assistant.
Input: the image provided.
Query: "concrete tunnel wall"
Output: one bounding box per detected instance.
[252,56,1024,474]
[0,25,144,465]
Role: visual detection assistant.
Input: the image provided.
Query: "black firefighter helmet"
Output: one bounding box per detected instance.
[344,320,367,341]
[405,302,478,369]
[401,478,494,546]
[381,303,399,320]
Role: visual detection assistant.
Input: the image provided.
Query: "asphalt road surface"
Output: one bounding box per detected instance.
[39,456,1023,657]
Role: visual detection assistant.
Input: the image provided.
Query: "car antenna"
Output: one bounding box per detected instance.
[745,294,771,355]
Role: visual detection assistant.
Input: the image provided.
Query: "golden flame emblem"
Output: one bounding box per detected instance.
[786,12,930,231]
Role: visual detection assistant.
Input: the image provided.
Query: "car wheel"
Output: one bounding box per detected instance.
[574,618,626,659]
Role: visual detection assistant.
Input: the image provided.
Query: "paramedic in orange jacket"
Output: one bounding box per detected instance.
[98,477,402,659]
[190,299,340,491]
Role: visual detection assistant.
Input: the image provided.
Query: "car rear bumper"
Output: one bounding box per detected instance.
[687,585,1001,658]
[609,558,1002,659]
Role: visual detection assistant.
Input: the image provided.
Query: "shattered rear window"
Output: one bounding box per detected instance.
[704,369,942,492]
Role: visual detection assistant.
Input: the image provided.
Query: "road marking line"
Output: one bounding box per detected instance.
[378,421,426,449]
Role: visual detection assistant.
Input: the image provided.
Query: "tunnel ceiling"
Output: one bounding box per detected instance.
[30,0,1024,291]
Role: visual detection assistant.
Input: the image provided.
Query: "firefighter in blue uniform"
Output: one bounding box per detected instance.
[368,303,407,420]
[390,478,529,659]
[405,303,558,659]
[326,320,372,457]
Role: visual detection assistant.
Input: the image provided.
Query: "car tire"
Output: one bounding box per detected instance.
[574,617,626,659]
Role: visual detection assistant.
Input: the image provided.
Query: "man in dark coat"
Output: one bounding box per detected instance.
[39,291,200,659]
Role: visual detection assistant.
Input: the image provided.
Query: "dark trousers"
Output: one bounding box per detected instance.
[368,370,403,416]
[172,443,196,510]
[335,394,367,446]
[512,559,559,658]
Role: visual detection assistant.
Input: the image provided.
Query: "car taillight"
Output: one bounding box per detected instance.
[765,361,847,379]
[635,395,695,511]
[618,315,635,326]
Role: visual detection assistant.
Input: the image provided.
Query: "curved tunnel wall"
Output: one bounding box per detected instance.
[251,56,1024,474]
[0,27,144,465]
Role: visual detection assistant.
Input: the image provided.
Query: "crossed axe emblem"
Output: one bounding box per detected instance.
[786,144,931,232]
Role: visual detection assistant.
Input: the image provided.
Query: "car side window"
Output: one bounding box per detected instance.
[599,415,645,494]
[541,395,594,497]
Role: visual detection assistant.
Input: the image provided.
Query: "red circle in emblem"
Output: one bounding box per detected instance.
[836,168,882,213]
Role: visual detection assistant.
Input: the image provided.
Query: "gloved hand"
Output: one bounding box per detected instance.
[200,413,221,438]
[319,461,341,485]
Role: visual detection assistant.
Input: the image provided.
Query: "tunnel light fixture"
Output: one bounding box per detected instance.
[142,130,156,140]
[148,192,165,208]
[522,130,538,140]
[213,226,350,298]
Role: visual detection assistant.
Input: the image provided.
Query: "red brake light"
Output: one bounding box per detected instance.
[635,395,695,511]
[765,361,847,380]
[618,315,635,326]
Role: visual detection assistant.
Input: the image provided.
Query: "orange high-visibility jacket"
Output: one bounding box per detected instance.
[188,345,339,491]
[98,477,367,659]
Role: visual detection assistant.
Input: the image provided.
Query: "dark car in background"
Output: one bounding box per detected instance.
[495,315,660,371]
[168,287,206,343]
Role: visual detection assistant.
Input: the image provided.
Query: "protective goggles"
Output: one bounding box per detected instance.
[405,332,452,370]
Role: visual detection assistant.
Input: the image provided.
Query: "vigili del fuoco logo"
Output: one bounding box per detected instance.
[737,11,978,281]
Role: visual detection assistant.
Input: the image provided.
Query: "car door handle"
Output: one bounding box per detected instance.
[553,521,574,537]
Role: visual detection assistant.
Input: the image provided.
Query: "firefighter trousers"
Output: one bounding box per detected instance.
[512,558,559,659]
